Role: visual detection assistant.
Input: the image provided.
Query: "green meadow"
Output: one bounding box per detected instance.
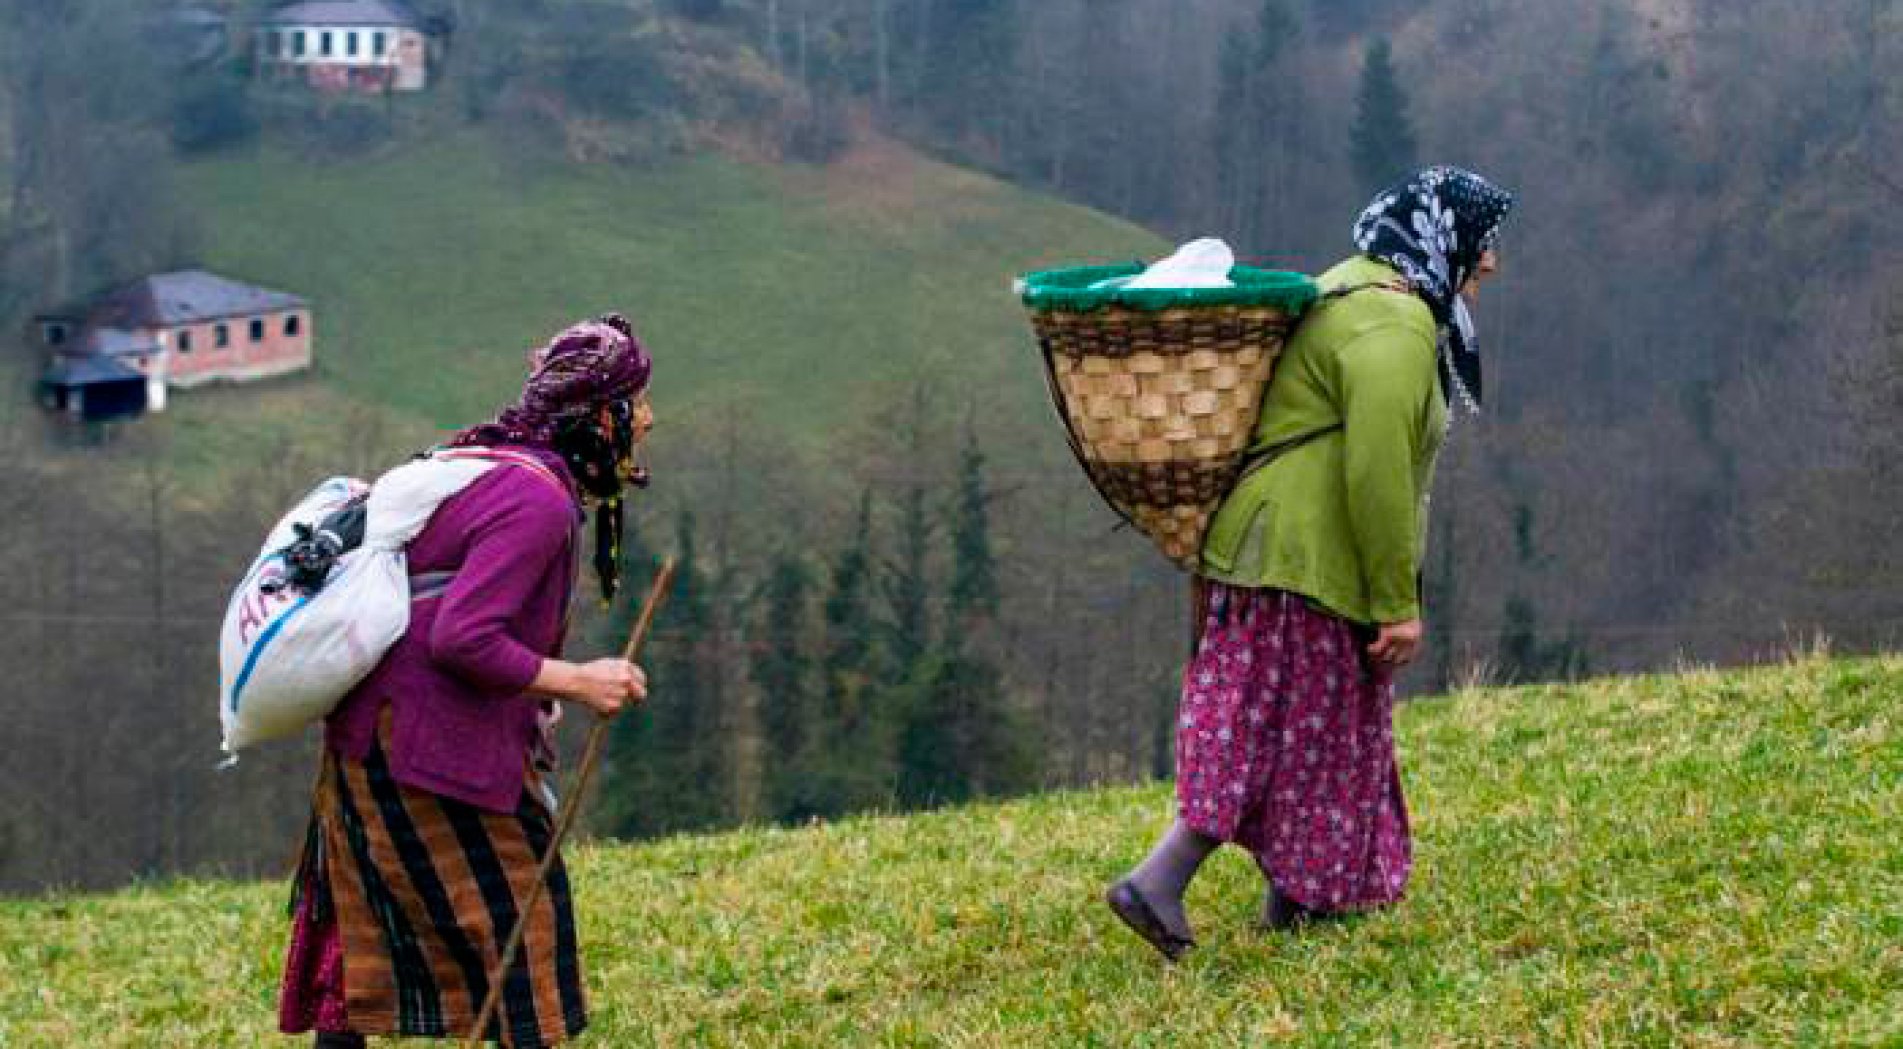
[5,655,1897,1047]
[130,132,1161,491]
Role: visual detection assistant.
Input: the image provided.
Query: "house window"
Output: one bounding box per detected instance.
[372,32,387,56]
[42,322,68,346]
[285,314,302,337]
[265,30,282,58]
[250,318,265,343]
[320,31,333,57]
[292,30,306,57]
[178,329,194,354]
[215,323,230,348]
[347,31,359,57]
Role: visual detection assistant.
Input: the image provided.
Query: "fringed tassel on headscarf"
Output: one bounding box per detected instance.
[594,496,623,605]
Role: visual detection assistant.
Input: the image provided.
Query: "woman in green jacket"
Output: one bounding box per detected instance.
[1107,167,1514,960]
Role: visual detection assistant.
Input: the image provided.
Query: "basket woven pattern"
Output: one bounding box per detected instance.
[1032,305,1294,567]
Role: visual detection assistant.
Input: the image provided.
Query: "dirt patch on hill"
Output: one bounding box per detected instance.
[770,121,1007,229]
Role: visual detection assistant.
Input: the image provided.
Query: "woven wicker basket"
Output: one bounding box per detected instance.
[1020,264,1318,568]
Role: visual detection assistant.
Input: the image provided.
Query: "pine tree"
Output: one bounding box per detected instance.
[824,490,878,699]
[947,426,999,625]
[915,0,1014,151]
[599,511,729,837]
[1495,499,1589,683]
[753,547,821,821]
[815,489,895,813]
[896,423,1035,807]
[1215,0,1301,248]
[593,505,660,836]
[883,387,935,677]
[893,652,963,807]
[1350,37,1419,195]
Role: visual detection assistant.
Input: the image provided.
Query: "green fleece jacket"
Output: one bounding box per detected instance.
[1199,257,1446,625]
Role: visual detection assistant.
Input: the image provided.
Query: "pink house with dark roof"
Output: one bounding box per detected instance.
[35,270,312,418]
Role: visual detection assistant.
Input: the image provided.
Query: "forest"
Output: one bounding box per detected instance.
[1,0,1898,892]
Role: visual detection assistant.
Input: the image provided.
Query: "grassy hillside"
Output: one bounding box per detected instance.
[140,132,1161,486]
[4,656,1897,1046]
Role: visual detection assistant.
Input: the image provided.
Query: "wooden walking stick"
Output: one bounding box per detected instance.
[466,558,677,1048]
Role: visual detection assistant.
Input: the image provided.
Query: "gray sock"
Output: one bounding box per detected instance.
[1126,820,1220,939]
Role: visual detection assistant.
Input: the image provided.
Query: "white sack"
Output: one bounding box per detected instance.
[217,453,505,754]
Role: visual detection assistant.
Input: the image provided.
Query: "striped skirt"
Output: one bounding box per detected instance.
[277,726,587,1047]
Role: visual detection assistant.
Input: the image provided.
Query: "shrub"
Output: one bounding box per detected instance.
[171,71,258,153]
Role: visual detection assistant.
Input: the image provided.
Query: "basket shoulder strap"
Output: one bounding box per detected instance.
[1315,278,1413,306]
[1233,279,1404,477]
[1237,423,1342,482]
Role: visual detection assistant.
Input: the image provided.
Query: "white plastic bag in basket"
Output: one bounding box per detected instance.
[1122,237,1237,290]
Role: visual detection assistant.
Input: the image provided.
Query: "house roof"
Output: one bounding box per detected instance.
[83,270,308,328]
[42,355,146,388]
[263,1,420,27]
[87,328,165,357]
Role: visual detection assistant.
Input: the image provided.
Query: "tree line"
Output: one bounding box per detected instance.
[597,406,1042,837]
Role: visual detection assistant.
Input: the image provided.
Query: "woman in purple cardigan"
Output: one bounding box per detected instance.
[279,316,654,1049]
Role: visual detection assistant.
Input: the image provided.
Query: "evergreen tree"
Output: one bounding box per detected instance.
[815,489,896,813]
[753,547,822,821]
[948,425,999,624]
[883,387,935,677]
[913,0,1014,151]
[1217,32,1260,242]
[1494,499,1589,683]
[893,652,963,807]
[1215,0,1300,248]
[599,511,729,837]
[896,424,1035,807]
[593,507,661,836]
[1349,37,1418,195]
[824,490,878,697]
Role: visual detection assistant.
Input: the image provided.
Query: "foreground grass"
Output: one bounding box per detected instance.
[3,656,1898,1046]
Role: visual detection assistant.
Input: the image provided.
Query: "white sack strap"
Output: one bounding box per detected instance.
[362,455,501,552]
[432,446,570,501]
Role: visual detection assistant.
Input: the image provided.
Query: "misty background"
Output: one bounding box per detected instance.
[1,0,1898,894]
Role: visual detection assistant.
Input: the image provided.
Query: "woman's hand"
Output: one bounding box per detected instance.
[533,658,648,718]
[1367,619,1423,669]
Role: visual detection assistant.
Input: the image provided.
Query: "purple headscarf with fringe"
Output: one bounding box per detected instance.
[452,314,652,450]
[450,313,653,603]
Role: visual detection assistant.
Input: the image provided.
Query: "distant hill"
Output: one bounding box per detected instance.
[140,130,1161,488]
[3,655,1895,1045]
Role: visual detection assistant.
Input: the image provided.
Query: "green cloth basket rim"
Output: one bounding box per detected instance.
[1018,263,1318,313]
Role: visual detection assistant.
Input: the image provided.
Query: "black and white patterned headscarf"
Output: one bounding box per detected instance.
[1352,166,1514,414]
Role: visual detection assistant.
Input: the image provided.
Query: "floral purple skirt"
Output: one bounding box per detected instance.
[1176,583,1412,912]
